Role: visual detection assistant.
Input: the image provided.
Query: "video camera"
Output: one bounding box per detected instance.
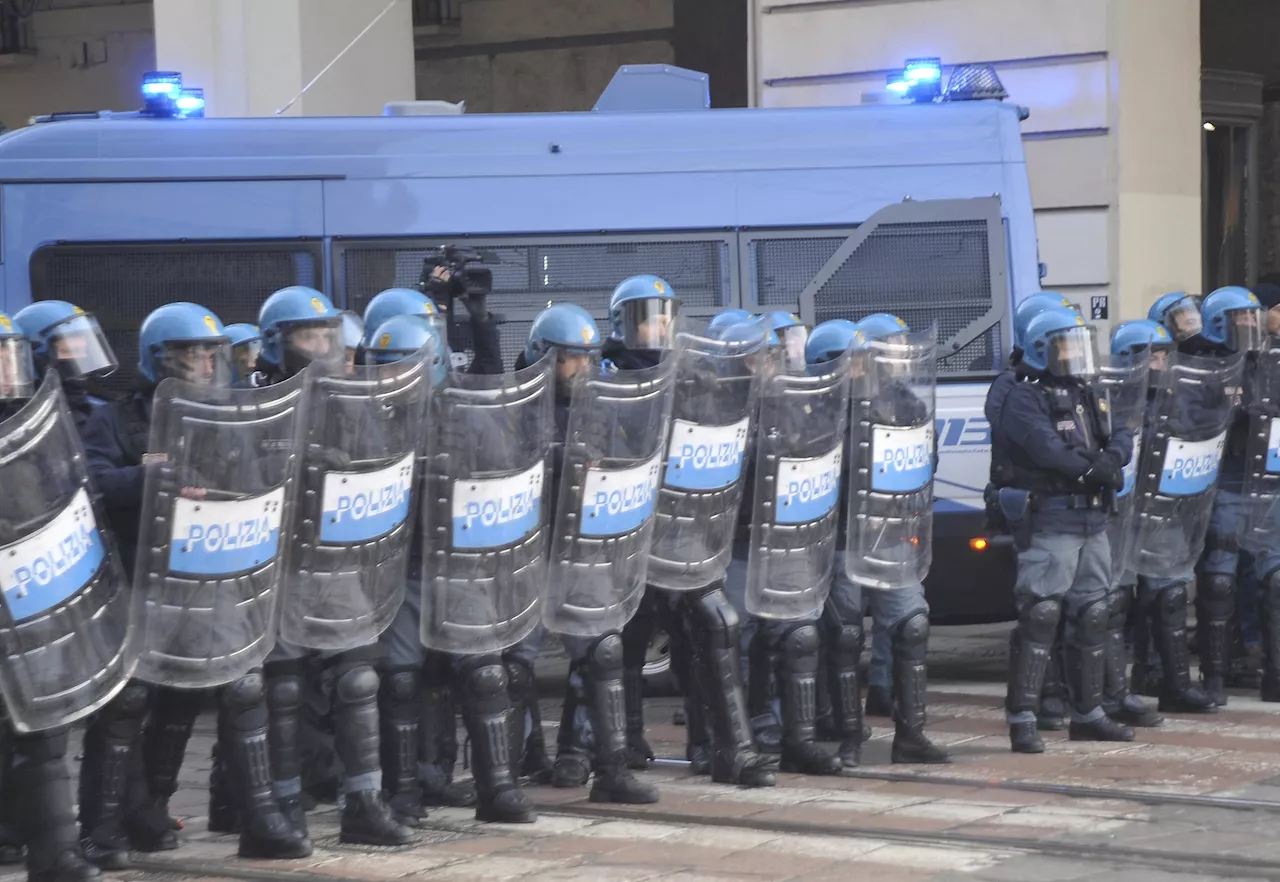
[417,245,498,360]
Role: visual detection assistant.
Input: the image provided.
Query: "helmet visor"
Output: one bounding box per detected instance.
[45,314,118,380]
[1165,298,1203,342]
[281,318,344,376]
[1045,326,1098,379]
[1225,307,1265,353]
[776,324,809,374]
[0,337,35,401]
[619,299,678,351]
[156,339,233,387]
[232,338,262,381]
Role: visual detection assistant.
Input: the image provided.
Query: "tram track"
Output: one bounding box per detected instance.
[652,756,1280,814]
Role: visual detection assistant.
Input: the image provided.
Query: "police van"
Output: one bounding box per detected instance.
[0,63,1040,634]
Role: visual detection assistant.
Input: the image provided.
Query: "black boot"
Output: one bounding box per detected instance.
[1151,582,1218,713]
[459,660,535,824]
[80,682,150,870]
[776,624,841,775]
[1197,569,1234,706]
[420,655,477,808]
[1037,638,1067,731]
[582,634,660,804]
[131,688,200,851]
[379,666,426,827]
[688,589,776,788]
[221,674,312,860]
[13,728,100,882]
[889,613,951,764]
[551,672,591,788]
[264,663,308,837]
[620,610,656,770]
[1006,600,1059,753]
[746,630,782,755]
[1064,595,1133,742]
[331,662,412,846]
[1129,582,1163,697]
[208,737,241,834]
[505,658,552,783]
[822,604,864,769]
[1102,588,1162,727]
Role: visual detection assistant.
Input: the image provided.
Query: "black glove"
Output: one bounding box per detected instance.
[1081,453,1123,492]
[307,443,351,471]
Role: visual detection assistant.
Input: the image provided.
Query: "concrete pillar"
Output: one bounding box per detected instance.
[1108,0,1202,317]
[152,0,415,118]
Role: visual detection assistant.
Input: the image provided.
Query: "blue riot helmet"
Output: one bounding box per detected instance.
[1148,291,1203,343]
[608,274,680,350]
[258,286,345,377]
[0,313,36,403]
[224,323,262,382]
[762,310,808,371]
[361,288,443,348]
[364,314,448,387]
[707,308,754,333]
[1013,293,1079,351]
[525,303,602,385]
[13,300,118,381]
[137,302,232,387]
[805,319,865,366]
[1201,286,1265,353]
[856,312,912,343]
[340,311,364,372]
[1111,318,1173,379]
[1022,307,1098,380]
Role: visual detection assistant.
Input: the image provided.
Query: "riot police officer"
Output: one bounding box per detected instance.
[1149,292,1205,349]
[362,288,445,348]
[0,313,101,882]
[1190,287,1265,706]
[810,316,951,766]
[516,303,660,803]
[999,307,1135,752]
[81,303,312,863]
[225,324,262,385]
[255,287,412,847]
[720,312,842,776]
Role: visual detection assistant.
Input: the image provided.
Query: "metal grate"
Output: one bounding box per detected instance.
[30,243,320,393]
[339,237,731,367]
[754,221,996,376]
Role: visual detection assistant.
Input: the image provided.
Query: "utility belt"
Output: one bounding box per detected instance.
[984,485,1107,550]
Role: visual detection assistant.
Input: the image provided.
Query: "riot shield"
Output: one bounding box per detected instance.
[844,327,937,590]
[280,349,432,651]
[1131,351,1244,579]
[1097,358,1150,582]
[419,357,555,654]
[129,373,309,689]
[647,326,767,591]
[0,373,133,732]
[1242,342,1280,553]
[543,356,678,637]
[745,349,852,620]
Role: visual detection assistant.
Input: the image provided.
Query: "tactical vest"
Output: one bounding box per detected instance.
[1005,381,1108,497]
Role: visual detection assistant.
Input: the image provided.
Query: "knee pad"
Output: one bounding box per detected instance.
[504,657,533,697]
[113,681,152,718]
[265,672,302,715]
[334,664,380,706]
[1021,599,1061,645]
[586,632,624,674]
[222,672,266,712]
[689,587,740,650]
[893,610,930,648]
[831,620,864,667]
[462,663,508,703]
[1156,581,1189,619]
[780,623,820,657]
[382,668,420,704]
[1200,573,1235,619]
[1075,596,1110,645]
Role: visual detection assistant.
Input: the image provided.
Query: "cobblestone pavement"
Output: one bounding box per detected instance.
[7,625,1280,881]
